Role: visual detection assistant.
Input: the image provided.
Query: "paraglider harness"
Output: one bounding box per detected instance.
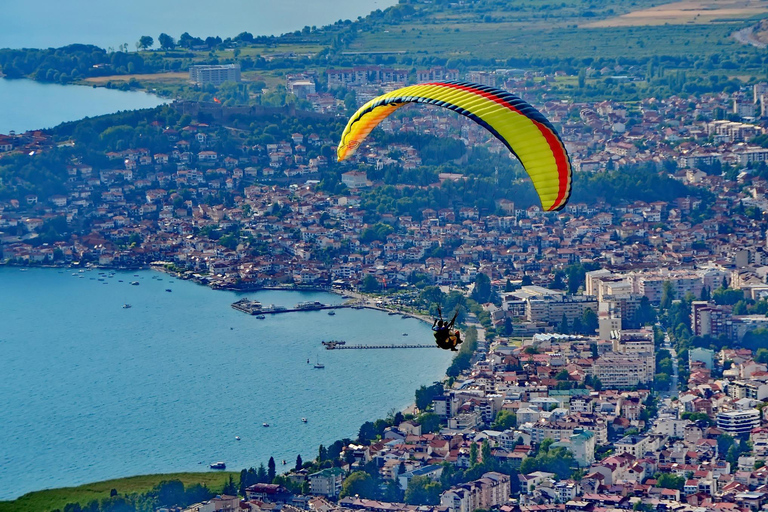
[433,306,461,351]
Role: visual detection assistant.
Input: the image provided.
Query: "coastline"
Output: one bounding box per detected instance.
[1,266,457,503]
[1,261,436,324]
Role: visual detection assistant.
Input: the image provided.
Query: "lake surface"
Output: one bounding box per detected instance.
[0,268,451,500]
[0,79,168,135]
[0,0,396,50]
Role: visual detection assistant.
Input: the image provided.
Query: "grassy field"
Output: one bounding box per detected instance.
[83,72,189,84]
[0,473,237,512]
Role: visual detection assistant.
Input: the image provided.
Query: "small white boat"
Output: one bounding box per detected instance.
[262,422,269,427]
[210,461,226,470]
[123,304,132,309]
[302,418,308,423]
[235,436,241,441]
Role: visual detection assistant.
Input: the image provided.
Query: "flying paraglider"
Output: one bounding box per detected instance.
[432,306,461,351]
[337,80,572,212]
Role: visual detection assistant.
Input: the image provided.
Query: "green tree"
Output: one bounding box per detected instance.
[519,445,575,479]
[481,440,492,466]
[718,434,735,457]
[222,475,237,496]
[296,454,303,471]
[661,281,675,310]
[471,272,492,303]
[158,33,175,50]
[268,457,276,483]
[361,275,381,293]
[417,412,441,433]
[138,35,154,50]
[415,382,443,411]
[656,473,685,490]
[358,421,377,445]
[470,442,479,466]
[340,471,376,499]
[404,476,441,505]
[491,410,516,430]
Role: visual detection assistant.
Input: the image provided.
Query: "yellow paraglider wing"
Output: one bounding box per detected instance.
[337,81,572,211]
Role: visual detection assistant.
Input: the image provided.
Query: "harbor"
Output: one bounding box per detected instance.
[231,298,349,315]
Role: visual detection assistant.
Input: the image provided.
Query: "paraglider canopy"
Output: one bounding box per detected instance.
[337,80,572,212]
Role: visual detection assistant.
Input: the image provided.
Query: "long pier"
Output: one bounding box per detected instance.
[324,344,437,350]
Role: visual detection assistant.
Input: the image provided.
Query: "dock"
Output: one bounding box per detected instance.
[232,299,348,315]
[324,344,437,350]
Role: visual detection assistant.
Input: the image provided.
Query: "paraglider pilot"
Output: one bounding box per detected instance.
[433,306,460,351]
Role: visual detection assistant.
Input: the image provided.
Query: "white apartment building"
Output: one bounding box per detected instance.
[591,353,654,389]
[717,409,761,435]
[189,64,241,86]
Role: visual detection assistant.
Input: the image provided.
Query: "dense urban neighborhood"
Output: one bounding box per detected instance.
[7,64,768,512]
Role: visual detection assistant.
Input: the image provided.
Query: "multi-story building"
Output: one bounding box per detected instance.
[717,409,761,435]
[530,416,608,445]
[341,171,369,189]
[553,428,596,467]
[615,434,649,458]
[691,301,732,338]
[726,381,768,401]
[705,120,763,142]
[600,295,644,329]
[526,294,597,324]
[309,467,345,497]
[189,64,241,86]
[467,71,496,87]
[326,66,408,88]
[440,472,511,512]
[591,353,653,389]
[416,67,459,82]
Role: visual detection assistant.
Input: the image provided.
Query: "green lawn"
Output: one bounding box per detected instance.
[0,473,237,512]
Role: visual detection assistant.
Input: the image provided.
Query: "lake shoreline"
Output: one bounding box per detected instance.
[1,261,434,323]
[0,267,453,499]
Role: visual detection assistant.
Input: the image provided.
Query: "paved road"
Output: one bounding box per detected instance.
[661,330,679,398]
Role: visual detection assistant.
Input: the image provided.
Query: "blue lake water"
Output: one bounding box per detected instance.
[0,0,396,50]
[0,79,168,135]
[0,268,451,500]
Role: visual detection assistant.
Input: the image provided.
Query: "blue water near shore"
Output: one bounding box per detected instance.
[0,268,451,500]
[0,0,396,50]
[0,79,168,135]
